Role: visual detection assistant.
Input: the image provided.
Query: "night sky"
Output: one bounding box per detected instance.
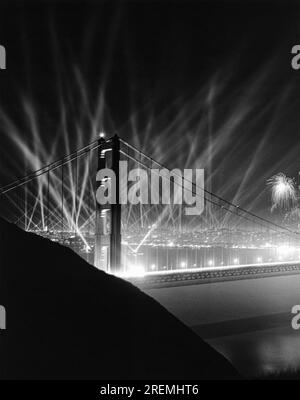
[0,0,300,216]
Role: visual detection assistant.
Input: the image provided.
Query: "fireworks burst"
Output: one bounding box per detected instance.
[267,173,296,211]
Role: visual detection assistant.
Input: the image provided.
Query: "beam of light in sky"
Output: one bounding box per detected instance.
[0,16,299,268]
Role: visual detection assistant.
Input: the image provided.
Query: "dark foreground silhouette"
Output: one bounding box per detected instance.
[0,218,239,379]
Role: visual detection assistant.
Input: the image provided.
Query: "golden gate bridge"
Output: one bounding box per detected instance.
[1,135,300,283]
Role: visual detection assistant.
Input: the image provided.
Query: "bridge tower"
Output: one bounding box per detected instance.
[94,135,122,274]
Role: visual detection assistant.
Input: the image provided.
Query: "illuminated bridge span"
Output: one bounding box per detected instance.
[129,261,300,289]
[1,135,300,278]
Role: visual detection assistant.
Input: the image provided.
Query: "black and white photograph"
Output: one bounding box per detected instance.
[1,0,300,387]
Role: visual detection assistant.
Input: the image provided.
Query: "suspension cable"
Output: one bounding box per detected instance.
[120,139,299,237]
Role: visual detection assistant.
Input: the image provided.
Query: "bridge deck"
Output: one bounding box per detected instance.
[129,262,300,289]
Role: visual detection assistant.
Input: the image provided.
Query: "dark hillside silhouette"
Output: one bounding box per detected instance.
[0,218,239,379]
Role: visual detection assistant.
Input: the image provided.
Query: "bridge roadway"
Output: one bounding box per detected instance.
[129,262,300,375]
[129,261,300,329]
[130,261,300,289]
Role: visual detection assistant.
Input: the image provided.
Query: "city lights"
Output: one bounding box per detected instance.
[123,263,145,278]
[180,261,187,268]
[2,93,300,278]
[277,245,295,257]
